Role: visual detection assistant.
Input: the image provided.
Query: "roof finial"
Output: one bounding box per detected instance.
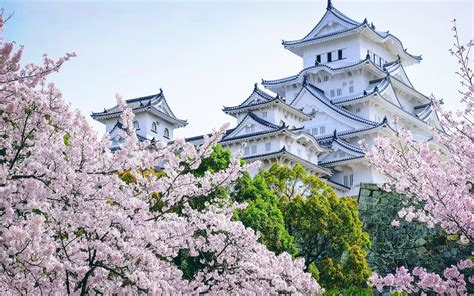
[363,18,368,24]
[159,88,163,95]
[254,82,258,91]
[366,50,371,60]
[327,0,333,10]
[104,108,107,113]
[382,116,388,123]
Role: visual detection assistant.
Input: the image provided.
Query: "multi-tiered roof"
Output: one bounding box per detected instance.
[219,0,439,195]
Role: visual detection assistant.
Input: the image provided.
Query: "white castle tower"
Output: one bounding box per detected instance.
[92,89,187,148]
[216,0,441,196]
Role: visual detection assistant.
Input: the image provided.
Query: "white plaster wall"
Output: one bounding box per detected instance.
[302,36,361,68]
[358,37,397,64]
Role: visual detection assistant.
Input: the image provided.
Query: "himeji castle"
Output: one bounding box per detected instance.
[93,0,441,196]
[211,0,442,196]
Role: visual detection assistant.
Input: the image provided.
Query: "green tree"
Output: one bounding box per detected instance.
[233,173,298,256]
[259,164,372,291]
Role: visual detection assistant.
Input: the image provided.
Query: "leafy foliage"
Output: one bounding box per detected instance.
[234,164,372,291]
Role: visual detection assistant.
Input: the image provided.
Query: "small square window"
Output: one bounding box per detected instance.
[350,174,354,186]
[343,175,349,186]
[355,107,361,113]
[316,55,321,63]
[317,77,322,83]
[330,90,335,97]
[262,111,267,118]
[327,52,332,62]
[343,82,347,87]
[349,86,354,93]
[133,121,140,130]
[265,142,271,151]
[251,145,257,154]
[337,89,342,96]
[324,76,329,82]
[338,49,343,60]
[244,147,250,155]
[312,128,318,135]
[320,126,326,134]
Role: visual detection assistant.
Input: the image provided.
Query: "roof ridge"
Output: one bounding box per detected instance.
[248,112,281,129]
[302,83,378,126]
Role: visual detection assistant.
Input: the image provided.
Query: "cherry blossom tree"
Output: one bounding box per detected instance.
[365,20,473,294]
[0,16,322,294]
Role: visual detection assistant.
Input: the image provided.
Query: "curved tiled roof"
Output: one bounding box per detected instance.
[223,95,311,119]
[283,21,422,62]
[244,146,331,175]
[316,118,391,143]
[91,89,187,127]
[292,83,379,126]
[262,56,375,86]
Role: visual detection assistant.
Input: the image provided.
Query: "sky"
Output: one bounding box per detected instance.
[4,0,473,138]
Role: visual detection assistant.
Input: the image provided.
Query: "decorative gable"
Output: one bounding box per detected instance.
[291,84,377,131]
[222,112,281,140]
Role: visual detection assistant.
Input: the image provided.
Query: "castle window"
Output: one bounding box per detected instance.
[344,174,355,186]
[265,142,271,151]
[355,107,361,113]
[324,76,329,82]
[319,126,326,134]
[338,49,343,60]
[163,128,170,139]
[133,121,140,130]
[244,147,250,155]
[316,54,321,63]
[330,90,335,97]
[151,122,158,133]
[251,145,257,154]
[340,151,346,158]
[312,128,318,135]
[317,77,322,83]
[327,52,332,62]
[337,88,342,96]
[349,86,354,93]
[348,71,353,76]
[262,111,267,118]
[245,125,255,133]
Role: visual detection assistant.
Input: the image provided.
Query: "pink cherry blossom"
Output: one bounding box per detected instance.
[0,17,322,294]
[365,21,473,295]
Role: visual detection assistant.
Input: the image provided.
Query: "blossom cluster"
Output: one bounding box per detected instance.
[365,22,473,294]
[0,18,322,294]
